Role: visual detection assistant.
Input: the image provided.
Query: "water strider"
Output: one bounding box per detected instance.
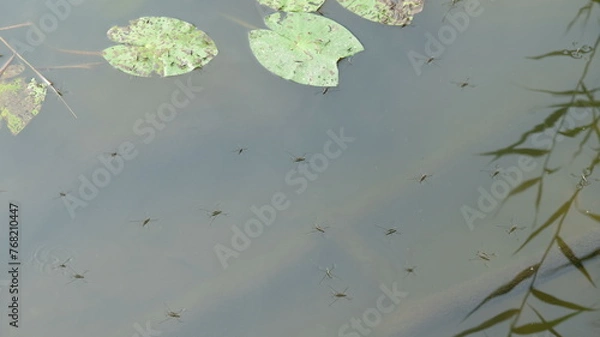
[328,286,351,306]
[287,151,307,163]
[317,264,340,284]
[130,218,158,228]
[307,221,329,235]
[375,224,400,237]
[199,205,227,226]
[452,77,476,89]
[66,269,88,285]
[160,303,186,324]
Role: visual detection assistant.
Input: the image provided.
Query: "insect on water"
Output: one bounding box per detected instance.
[480,164,502,179]
[316,264,340,284]
[54,257,72,270]
[104,151,121,158]
[130,218,158,228]
[160,303,186,324]
[375,224,400,243]
[66,268,88,285]
[232,146,248,155]
[495,217,525,237]
[287,151,308,164]
[199,205,227,226]
[570,168,598,189]
[53,190,71,199]
[469,250,496,267]
[452,77,476,89]
[424,56,441,67]
[329,286,351,306]
[409,172,433,184]
[307,219,330,235]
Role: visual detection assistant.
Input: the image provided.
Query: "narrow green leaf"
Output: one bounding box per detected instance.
[512,310,581,334]
[531,288,595,311]
[454,309,519,337]
[556,235,596,287]
[508,177,541,197]
[464,264,539,320]
[515,199,571,254]
[528,304,564,337]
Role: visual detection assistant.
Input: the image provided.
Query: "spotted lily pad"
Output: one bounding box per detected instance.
[257,0,326,12]
[336,0,424,26]
[249,12,364,87]
[102,16,218,77]
[0,64,47,135]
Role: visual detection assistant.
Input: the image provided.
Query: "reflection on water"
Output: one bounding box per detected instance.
[0,0,599,337]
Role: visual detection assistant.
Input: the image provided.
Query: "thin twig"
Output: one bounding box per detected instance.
[0,22,32,31]
[0,36,78,118]
[0,53,16,78]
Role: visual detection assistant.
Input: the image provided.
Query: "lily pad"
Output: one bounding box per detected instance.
[336,0,424,26]
[0,65,47,135]
[257,0,326,12]
[249,12,364,87]
[102,16,218,77]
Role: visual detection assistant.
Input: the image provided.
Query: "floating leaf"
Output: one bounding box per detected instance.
[257,0,326,12]
[464,264,539,321]
[512,310,582,334]
[336,0,424,26]
[556,235,596,287]
[531,288,595,311]
[102,16,218,77]
[0,65,47,135]
[249,12,364,87]
[454,309,519,337]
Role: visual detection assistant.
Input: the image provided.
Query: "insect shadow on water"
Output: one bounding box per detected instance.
[199,204,227,226]
[66,268,88,285]
[452,77,476,89]
[130,218,158,229]
[402,248,418,279]
[328,286,351,306]
[159,302,186,324]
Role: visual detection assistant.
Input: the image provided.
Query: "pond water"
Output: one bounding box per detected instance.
[0,1,599,337]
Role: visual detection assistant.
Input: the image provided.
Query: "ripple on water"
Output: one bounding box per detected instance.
[28,244,78,275]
